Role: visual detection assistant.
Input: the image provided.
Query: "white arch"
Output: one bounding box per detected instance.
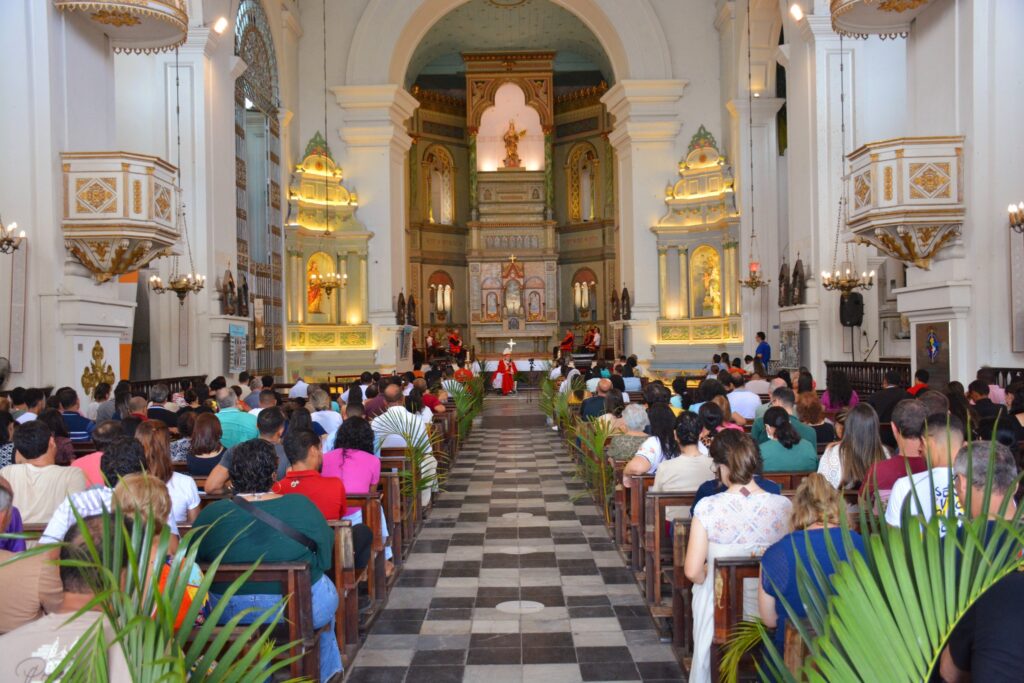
[345,0,673,86]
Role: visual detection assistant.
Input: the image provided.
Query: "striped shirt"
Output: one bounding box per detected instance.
[61,411,95,442]
[42,486,178,544]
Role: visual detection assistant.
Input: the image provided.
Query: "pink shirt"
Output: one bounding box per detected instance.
[321,448,381,516]
[821,390,860,411]
[71,451,104,486]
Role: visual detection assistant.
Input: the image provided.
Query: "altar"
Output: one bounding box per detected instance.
[475,328,557,357]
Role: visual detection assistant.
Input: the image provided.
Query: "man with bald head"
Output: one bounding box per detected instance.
[581,378,613,421]
[370,382,437,507]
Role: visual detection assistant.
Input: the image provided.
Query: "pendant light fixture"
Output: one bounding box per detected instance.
[739,0,769,292]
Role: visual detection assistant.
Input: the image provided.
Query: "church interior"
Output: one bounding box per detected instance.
[1,0,1023,681]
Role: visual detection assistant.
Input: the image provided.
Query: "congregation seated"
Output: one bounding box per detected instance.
[684,430,792,683]
[652,412,713,520]
[759,406,818,472]
[0,477,25,553]
[136,420,199,526]
[884,413,966,528]
[622,403,677,486]
[170,411,196,464]
[186,413,226,476]
[0,410,16,468]
[722,373,760,424]
[745,360,771,395]
[817,404,888,490]
[604,404,649,461]
[15,388,45,425]
[38,408,76,466]
[596,388,627,433]
[56,388,95,443]
[146,383,179,426]
[194,438,342,681]
[310,388,342,436]
[370,385,437,507]
[861,399,929,501]
[404,387,433,427]
[758,474,866,653]
[796,391,836,445]
[750,387,818,447]
[71,419,124,486]
[690,429,783,514]
[2,421,87,524]
[0,516,132,677]
[213,387,257,448]
[580,379,611,421]
[204,407,289,494]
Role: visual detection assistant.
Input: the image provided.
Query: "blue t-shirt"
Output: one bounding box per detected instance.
[756,340,772,366]
[760,528,867,651]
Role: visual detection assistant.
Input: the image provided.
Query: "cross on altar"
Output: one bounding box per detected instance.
[507,338,517,351]
[508,254,516,264]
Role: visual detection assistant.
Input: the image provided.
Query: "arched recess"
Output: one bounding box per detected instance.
[742,0,784,95]
[427,270,455,322]
[422,145,456,225]
[234,0,283,377]
[566,142,600,223]
[345,0,673,86]
[571,267,598,321]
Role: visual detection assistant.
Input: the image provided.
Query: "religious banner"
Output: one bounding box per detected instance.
[916,321,950,387]
[228,323,248,374]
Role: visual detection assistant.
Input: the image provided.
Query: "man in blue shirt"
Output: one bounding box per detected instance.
[755,331,771,368]
[58,388,95,442]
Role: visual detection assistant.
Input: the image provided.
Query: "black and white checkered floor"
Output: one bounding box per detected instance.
[345,397,684,682]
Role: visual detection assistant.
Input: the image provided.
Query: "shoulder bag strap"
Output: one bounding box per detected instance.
[231,495,319,553]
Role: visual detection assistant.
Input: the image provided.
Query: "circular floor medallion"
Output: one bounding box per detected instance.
[494,600,545,615]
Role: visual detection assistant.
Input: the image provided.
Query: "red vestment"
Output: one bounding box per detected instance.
[449,335,463,355]
[559,332,575,353]
[494,359,518,395]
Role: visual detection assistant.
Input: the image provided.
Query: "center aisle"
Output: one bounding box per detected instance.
[346,396,685,683]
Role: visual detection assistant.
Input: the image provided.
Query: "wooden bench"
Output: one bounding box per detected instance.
[711,556,764,682]
[344,492,387,603]
[626,473,656,574]
[72,440,96,457]
[644,490,697,613]
[671,519,694,655]
[378,471,404,567]
[380,447,425,558]
[763,471,814,490]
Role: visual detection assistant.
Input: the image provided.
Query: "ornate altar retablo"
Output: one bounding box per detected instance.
[53,0,189,54]
[650,125,742,350]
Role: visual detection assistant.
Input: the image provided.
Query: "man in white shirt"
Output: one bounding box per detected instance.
[724,374,762,422]
[15,388,44,424]
[371,385,437,506]
[885,413,965,528]
[309,388,342,435]
[288,374,309,399]
[341,372,373,404]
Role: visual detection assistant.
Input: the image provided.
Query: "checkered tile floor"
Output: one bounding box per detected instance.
[345,398,683,683]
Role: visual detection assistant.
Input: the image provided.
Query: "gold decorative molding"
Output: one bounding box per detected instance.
[62,151,180,282]
[830,0,934,39]
[53,0,188,54]
[846,136,964,269]
[80,340,116,396]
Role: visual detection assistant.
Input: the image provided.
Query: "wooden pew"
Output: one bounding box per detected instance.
[711,556,764,682]
[380,448,422,557]
[378,472,404,568]
[197,562,322,680]
[763,471,814,490]
[328,520,360,665]
[671,519,693,655]
[344,492,387,603]
[72,440,96,458]
[627,473,656,574]
[609,457,630,549]
[644,491,696,614]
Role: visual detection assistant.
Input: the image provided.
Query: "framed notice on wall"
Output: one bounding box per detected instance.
[916,321,951,387]
[228,324,248,374]
[253,298,266,350]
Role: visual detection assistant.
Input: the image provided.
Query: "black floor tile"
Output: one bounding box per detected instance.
[517,527,552,538]
[426,608,473,620]
[569,605,616,619]
[469,632,521,648]
[523,632,573,648]
[378,608,427,621]
[411,649,467,666]
[466,648,522,665]
[580,661,642,681]
[429,597,475,609]
[372,620,423,635]
[575,646,633,663]
[405,665,464,682]
[567,595,611,607]
[346,667,408,683]
[523,647,578,664]
[599,567,637,584]
[449,533,485,546]
[413,540,450,553]
[636,661,686,680]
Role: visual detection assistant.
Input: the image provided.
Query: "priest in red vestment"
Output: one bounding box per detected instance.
[580,327,595,352]
[559,328,575,355]
[448,329,465,361]
[492,349,518,395]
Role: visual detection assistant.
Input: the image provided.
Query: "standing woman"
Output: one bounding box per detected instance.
[817,403,888,490]
[622,403,678,486]
[685,430,792,683]
[136,419,200,525]
[821,370,859,411]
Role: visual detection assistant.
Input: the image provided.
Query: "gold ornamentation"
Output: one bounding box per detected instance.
[91,9,140,26]
[133,180,142,213]
[883,167,893,201]
[81,341,116,397]
[909,162,951,199]
[854,172,872,209]
[75,177,117,213]
[878,0,928,11]
[153,186,171,220]
[854,223,960,270]
[714,571,724,609]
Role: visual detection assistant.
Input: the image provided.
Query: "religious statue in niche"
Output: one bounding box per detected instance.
[791,257,807,306]
[485,292,499,321]
[778,259,791,308]
[407,295,417,326]
[221,267,237,316]
[528,291,542,321]
[238,274,250,317]
[621,287,631,320]
[504,279,523,316]
[610,289,620,321]
[691,246,722,318]
[503,120,527,169]
[307,260,322,314]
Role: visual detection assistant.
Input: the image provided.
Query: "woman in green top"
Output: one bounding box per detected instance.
[760,406,818,472]
[194,438,340,681]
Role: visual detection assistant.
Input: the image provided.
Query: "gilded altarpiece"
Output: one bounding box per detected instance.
[284,134,373,371]
[651,126,742,359]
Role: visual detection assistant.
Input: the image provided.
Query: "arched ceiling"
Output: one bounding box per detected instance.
[404,0,614,87]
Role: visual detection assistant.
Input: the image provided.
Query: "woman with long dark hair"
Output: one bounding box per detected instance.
[135,419,200,525]
[622,403,678,486]
[821,370,859,411]
[759,406,817,472]
[817,403,888,489]
[946,381,980,438]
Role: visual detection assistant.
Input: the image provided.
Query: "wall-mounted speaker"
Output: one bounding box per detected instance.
[839,292,864,327]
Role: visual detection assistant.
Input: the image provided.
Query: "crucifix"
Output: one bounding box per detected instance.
[507,338,517,352]
[508,254,517,264]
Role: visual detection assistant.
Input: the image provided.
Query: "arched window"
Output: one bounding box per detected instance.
[423,145,455,225]
[567,143,599,223]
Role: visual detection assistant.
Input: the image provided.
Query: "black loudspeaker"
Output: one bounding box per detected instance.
[839,292,864,327]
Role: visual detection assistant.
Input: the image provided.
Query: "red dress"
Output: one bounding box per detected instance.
[559,333,575,353]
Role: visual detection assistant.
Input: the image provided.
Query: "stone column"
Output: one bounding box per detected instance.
[602,80,687,358]
[333,84,418,367]
[679,248,689,318]
[338,250,349,325]
[657,248,669,318]
[667,246,681,319]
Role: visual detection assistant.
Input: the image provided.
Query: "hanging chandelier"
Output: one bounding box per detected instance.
[738,0,769,292]
[820,34,873,300]
[0,217,25,255]
[310,270,346,296]
[150,47,205,304]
